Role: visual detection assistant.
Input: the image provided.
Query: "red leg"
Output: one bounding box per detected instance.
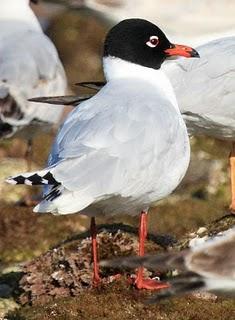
[229,142,235,213]
[134,211,169,290]
[90,217,101,286]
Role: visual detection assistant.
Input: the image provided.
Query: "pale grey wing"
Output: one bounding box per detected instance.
[188,230,235,279]
[0,30,67,130]
[48,86,181,199]
[163,37,235,137]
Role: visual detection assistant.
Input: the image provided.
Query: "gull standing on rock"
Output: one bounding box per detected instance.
[6,18,199,289]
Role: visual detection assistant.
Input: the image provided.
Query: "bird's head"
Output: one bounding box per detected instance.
[103,19,199,70]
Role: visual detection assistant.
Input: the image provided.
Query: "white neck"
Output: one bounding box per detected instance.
[103,56,179,109]
[0,0,41,32]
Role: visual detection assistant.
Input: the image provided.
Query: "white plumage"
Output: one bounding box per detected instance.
[163,36,235,140]
[7,57,190,216]
[0,0,67,139]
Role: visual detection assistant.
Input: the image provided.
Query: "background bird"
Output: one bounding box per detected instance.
[6,18,199,290]
[163,36,235,211]
[0,0,67,178]
[101,228,235,302]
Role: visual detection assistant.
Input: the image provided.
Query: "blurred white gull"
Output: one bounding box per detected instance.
[163,36,235,211]
[6,19,199,289]
[102,228,235,301]
[75,0,235,46]
[0,0,67,157]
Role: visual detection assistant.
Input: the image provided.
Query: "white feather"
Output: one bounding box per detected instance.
[36,58,190,216]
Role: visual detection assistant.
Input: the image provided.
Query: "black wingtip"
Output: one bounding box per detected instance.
[28,95,93,106]
[75,81,106,90]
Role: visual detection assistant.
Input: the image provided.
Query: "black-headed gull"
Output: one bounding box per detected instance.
[38,36,235,210]
[102,228,235,301]
[0,0,67,159]
[6,18,199,289]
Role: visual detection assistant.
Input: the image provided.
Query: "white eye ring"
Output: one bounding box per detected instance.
[146,36,159,48]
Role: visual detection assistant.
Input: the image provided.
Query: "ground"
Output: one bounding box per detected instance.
[0,164,234,319]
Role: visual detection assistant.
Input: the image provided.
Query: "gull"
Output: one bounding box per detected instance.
[0,0,67,170]
[6,18,199,289]
[102,228,235,301]
[37,36,235,211]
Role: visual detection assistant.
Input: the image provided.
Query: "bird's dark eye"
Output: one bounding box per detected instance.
[146,36,159,48]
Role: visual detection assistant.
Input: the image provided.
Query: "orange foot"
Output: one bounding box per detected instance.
[132,275,169,290]
[135,278,169,290]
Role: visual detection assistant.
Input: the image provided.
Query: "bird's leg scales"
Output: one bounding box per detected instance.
[134,211,169,290]
[90,217,101,286]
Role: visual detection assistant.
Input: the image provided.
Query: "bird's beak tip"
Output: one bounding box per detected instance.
[165,44,200,59]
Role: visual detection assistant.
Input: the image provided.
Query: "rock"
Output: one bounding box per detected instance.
[192,291,218,302]
[196,227,208,235]
[175,214,235,250]
[0,298,19,319]
[18,224,173,305]
[0,284,12,298]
